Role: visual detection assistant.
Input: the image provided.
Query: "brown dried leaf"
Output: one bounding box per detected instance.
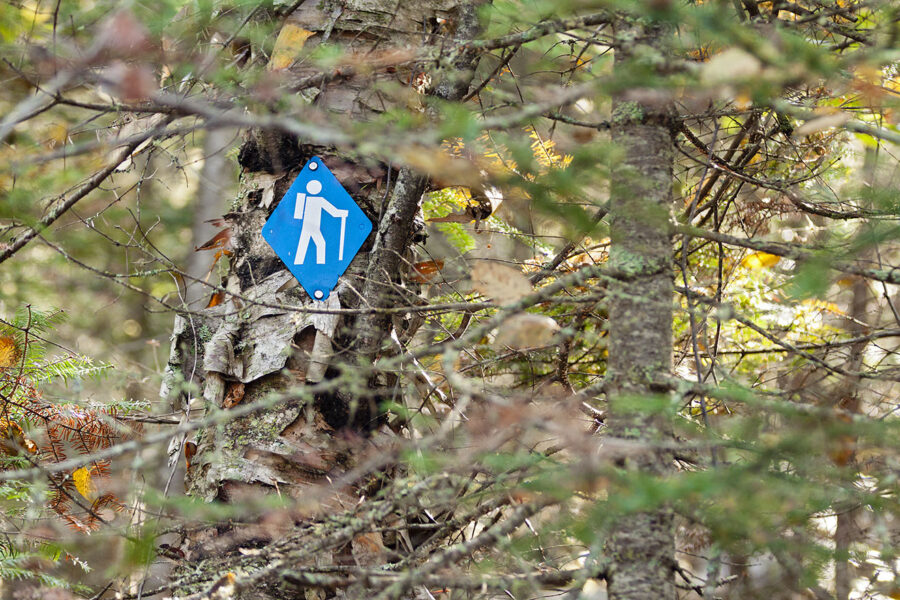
[409,260,444,283]
[206,291,226,308]
[222,381,245,409]
[195,227,232,252]
[184,441,197,469]
[352,531,387,567]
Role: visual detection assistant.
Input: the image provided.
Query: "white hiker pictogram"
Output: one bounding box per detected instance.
[262,156,373,302]
[293,179,349,265]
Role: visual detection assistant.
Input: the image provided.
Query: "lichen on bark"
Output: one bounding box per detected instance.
[603,24,677,600]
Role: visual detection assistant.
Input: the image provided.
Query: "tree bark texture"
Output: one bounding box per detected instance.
[159,1,485,597]
[352,2,483,361]
[604,23,677,600]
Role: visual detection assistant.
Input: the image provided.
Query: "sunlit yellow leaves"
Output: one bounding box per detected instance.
[21,2,50,27]
[884,74,900,95]
[73,467,96,501]
[269,24,315,71]
[0,336,19,368]
[801,298,846,316]
[740,252,781,269]
[528,126,572,169]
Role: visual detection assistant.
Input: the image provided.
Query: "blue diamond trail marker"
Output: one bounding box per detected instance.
[263,157,373,301]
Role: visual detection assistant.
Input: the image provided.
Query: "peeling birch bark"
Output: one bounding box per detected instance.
[160,2,486,596]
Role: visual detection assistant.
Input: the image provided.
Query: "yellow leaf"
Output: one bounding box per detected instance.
[269,24,315,71]
[0,336,19,368]
[73,467,96,501]
[740,252,781,269]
